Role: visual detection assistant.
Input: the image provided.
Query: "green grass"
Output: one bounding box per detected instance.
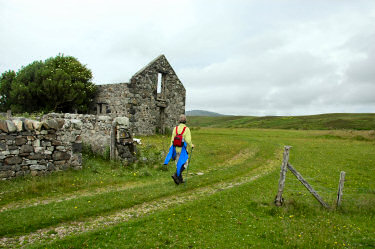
[188,113,375,130]
[1,128,374,248]
[31,173,375,248]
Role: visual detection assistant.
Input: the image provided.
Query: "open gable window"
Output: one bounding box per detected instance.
[157,73,162,94]
[156,72,166,99]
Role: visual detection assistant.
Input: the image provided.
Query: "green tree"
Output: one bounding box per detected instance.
[3,54,97,113]
[10,61,44,113]
[0,70,16,111]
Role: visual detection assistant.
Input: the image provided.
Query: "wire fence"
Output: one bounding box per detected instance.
[275,146,374,208]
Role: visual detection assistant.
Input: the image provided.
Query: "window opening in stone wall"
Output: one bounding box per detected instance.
[98,104,103,114]
[157,73,162,94]
[97,103,108,115]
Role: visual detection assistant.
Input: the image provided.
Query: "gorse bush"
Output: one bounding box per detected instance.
[0,54,97,113]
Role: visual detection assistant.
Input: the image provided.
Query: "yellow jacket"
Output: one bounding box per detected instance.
[170,123,192,153]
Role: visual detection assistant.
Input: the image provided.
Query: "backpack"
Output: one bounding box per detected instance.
[173,126,186,147]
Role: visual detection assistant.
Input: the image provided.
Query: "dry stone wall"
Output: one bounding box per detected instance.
[1,113,136,180]
[43,113,114,154]
[43,114,136,162]
[0,118,82,180]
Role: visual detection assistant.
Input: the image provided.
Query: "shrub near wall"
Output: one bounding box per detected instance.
[0,118,82,180]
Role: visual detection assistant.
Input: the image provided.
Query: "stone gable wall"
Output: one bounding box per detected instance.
[129,55,186,135]
[94,55,186,135]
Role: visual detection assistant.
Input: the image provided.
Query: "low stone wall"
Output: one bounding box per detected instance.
[43,113,114,154]
[0,113,136,180]
[43,113,136,162]
[0,118,82,180]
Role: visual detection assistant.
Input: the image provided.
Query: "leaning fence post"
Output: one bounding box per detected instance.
[274,146,291,206]
[287,163,330,209]
[336,171,346,207]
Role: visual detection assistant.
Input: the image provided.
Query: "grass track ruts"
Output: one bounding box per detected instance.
[0,148,258,214]
[0,181,155,214]
[0,150,279,248]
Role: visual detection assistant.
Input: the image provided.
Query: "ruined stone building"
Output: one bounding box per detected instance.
[94,55,186,135]
[0,55,187,179]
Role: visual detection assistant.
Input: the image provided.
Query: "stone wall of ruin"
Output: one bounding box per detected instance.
[95,83,130,116]
[93,55,186,135]
[129,55,186,135]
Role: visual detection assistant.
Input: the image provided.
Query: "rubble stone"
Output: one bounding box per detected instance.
[13,119,23,132]
[6,120,17,133]
[5,156,22,165]
[15,137,27,146]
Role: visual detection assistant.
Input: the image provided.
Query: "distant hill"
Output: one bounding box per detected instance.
[186,110,226,117]
[187,113,375,130]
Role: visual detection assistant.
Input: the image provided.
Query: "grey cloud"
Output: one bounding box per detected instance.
[1,0,375,115]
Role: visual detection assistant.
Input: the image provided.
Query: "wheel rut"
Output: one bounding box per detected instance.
[0,148,280,248]
[0,148,258,213]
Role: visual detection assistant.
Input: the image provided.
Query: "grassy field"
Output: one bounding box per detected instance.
[188,113,375,130]
[0,128,374,248]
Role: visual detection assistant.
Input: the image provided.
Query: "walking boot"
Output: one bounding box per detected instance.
[178,175,184,184]
[171,173,180,185]
[178,166,185,183]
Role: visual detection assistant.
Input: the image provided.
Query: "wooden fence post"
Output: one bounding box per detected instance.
[336,171,346,207]
[287,163,329,209]
[274,146,291,206]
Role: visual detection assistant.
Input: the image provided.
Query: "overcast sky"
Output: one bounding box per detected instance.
[1,0,374,115]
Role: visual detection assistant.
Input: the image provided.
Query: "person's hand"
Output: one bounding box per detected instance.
[191,144,195,148]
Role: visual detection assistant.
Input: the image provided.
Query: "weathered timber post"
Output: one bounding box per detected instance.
[336,171,346,207]
[287,163,330,209]
[110,124,116,160]
[274,146,291,206]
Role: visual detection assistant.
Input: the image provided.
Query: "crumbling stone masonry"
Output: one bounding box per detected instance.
[94,55,186,135]
[42,114,136,162]
[0,114,136,180]
[43,113,113,154]
[0,118,82,180]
